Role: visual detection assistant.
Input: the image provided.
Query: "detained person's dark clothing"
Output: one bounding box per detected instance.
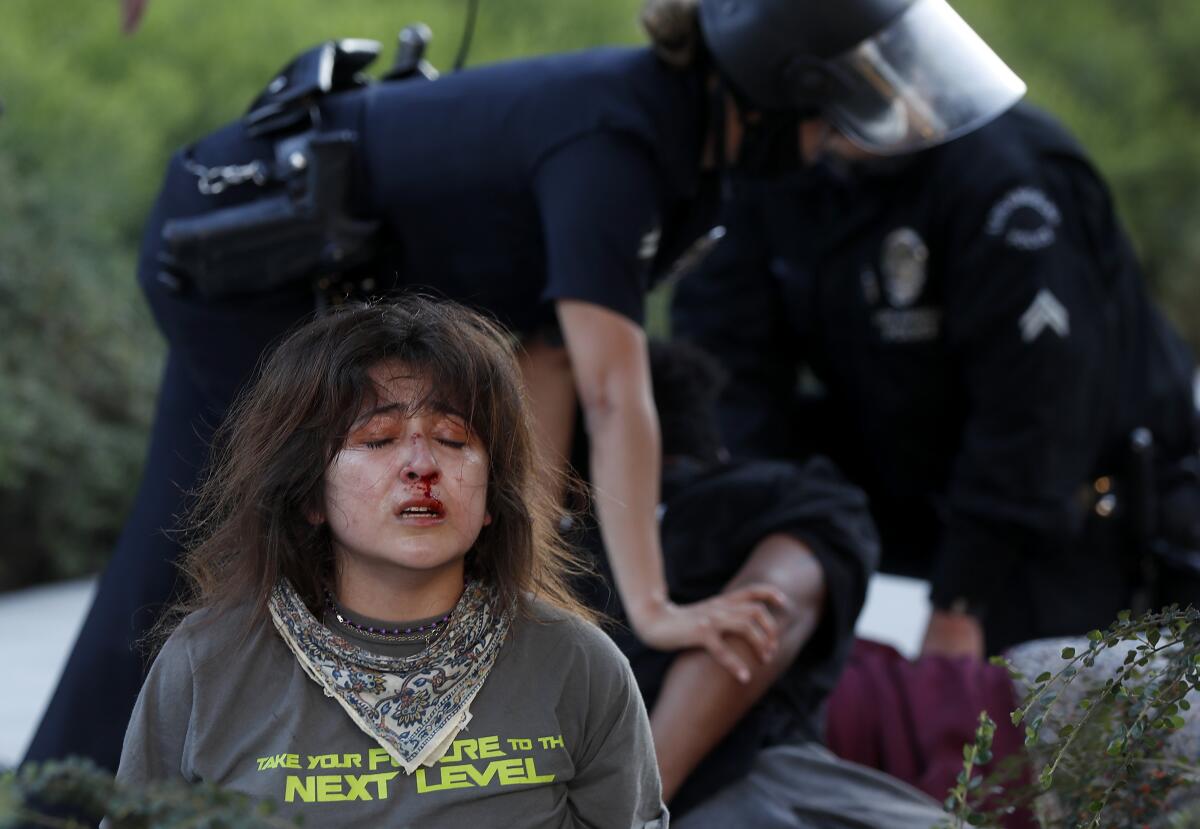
[27,46,704,772]
[673,103,1200,651]
[587,456,879,816]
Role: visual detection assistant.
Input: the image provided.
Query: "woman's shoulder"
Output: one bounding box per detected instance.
[509,598,635,685]
[160,599,271,667]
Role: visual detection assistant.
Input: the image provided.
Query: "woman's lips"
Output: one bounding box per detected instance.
[394,496,446,522]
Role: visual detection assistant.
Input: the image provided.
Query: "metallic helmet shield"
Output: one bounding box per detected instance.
[819,0,1025,154]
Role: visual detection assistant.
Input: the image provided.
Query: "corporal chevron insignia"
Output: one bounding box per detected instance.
[1019,288,1070,342]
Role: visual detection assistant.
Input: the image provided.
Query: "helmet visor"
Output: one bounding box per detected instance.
[823,0,1025,154]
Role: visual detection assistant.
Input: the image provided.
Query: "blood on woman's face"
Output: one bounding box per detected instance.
[321,362,491,591]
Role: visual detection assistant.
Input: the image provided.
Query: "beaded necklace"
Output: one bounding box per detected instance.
[324,590,453,645]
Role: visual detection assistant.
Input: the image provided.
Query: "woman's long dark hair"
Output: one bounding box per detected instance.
[166,297,593,639]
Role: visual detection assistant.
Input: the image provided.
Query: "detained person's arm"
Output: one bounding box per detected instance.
[649,533,824,801]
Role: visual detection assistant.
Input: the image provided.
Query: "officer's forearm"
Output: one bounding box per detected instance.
[517,338,577,475]
[582,375,669,622]
[556,300,669,623]
[650,534,825,801]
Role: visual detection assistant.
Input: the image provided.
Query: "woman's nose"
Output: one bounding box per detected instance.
[401,435,440,482]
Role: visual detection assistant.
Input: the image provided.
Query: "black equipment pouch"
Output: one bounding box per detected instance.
[244,39,381,138]
[156,28,442,299]
[159,131,378,298]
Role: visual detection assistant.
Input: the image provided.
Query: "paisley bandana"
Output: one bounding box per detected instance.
[269,578,511,774]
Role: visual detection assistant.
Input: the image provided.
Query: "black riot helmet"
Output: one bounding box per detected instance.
[698,0,1025,154]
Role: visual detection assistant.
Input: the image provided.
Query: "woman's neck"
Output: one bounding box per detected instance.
[335,560,466,622]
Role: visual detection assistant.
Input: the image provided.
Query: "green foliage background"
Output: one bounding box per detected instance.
[0,1,1197,586]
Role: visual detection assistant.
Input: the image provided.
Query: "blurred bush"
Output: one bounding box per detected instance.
[957,1,1200,328]
[0,0,1197,587]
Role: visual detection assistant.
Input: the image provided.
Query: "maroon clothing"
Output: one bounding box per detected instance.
[825,638,1035,829]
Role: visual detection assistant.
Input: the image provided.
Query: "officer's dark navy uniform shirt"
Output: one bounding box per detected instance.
[673,103,1199,650]
[138,46,704,408]
[26,46,705,774]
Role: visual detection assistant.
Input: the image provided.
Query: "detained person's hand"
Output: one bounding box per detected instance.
[629,585,789,683]
[920,609,985,659]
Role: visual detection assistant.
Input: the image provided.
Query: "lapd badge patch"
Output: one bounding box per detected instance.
[880,227,929,308]
[985,187,1062,251]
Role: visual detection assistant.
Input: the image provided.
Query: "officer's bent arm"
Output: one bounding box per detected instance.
[556,300,669,621]
[557,299,783,678]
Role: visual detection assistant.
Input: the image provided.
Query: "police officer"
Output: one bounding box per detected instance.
[673,0,1200,656]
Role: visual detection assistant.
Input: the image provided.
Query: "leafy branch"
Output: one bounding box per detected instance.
[0,758,301,829]
[945,605,1200,828]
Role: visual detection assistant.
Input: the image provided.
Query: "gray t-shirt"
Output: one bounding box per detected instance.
[117,598,666,828]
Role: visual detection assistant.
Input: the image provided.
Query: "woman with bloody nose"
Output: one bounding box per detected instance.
[114,297,668,828]
[322,367,494,619]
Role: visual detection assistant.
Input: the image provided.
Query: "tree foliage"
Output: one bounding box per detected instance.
[945,606,1200,828]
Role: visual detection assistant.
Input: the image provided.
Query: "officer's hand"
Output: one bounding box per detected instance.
[921,609,985,659]
[629,586,789,683]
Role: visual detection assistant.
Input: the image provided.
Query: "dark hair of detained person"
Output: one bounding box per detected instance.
[112,298,667,828]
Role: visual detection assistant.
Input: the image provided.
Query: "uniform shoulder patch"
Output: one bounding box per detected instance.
[985,186,1062,251]
[1019,288,1070,342]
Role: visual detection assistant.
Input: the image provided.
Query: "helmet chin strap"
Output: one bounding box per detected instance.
[803,119,835,165]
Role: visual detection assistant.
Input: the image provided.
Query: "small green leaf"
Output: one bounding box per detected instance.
[1087,629,1104,641]
[1061,646,1075,659]
[1118,609,1131,623]
[1035,671,1052,683]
